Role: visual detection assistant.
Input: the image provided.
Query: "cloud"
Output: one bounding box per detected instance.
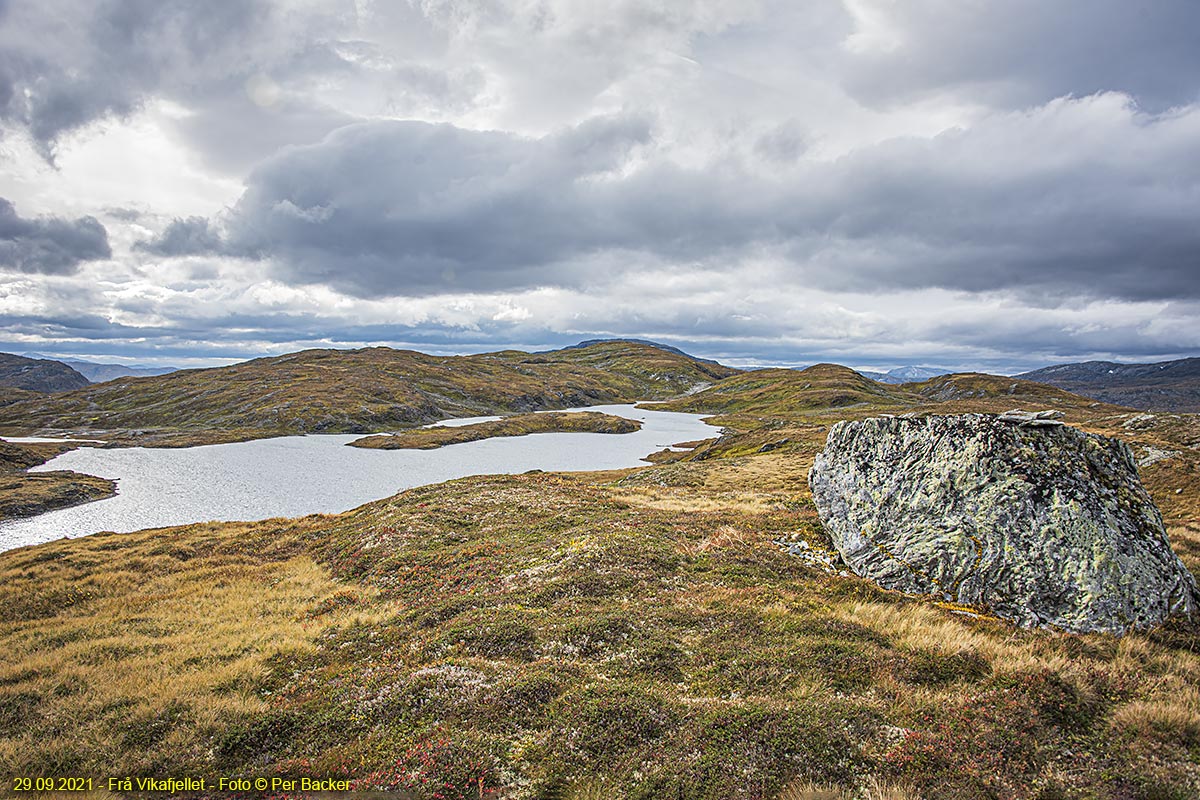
[134,216,225,257]
[0,1,254,148]
[3,1,1200,371]
[0,197,111,274]
[0,0,366,164]
[839,0,1200,112]
[210,95,1200,302]
[220,115,662,295]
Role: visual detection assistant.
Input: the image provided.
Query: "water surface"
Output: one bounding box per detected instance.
[0,405,714,551]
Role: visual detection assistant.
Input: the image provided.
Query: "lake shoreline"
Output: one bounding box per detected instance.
[0,440,117,522]
[0,405,719,551]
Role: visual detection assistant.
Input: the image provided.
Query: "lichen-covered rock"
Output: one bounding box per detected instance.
[808,414,1200,634]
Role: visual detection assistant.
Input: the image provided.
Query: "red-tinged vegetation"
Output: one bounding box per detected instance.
[1,367,1199,798]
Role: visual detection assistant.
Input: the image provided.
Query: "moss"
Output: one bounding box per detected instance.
[549,682,675,763]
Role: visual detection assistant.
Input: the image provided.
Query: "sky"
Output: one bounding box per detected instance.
[1,1,1198,373]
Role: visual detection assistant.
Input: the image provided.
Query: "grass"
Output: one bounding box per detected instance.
[0,341,735,445]
[1,366,1199,797]
[3,442,1199,797]
[349,411,642,450]
[0,517,375,779]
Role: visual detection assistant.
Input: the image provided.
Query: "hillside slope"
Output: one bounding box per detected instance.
[0,353,89,393]
[60,359,176,383]
[652,364,922,417]
[0,341,737,441]
[1016,358,1200,412]
[905,372,1122,412]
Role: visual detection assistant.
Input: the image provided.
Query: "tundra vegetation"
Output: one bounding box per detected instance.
[348,412,642,450]
[0,342,736,446]
[1,358,1198,799]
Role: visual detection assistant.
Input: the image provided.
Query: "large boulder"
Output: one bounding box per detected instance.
[808,414,1200,634]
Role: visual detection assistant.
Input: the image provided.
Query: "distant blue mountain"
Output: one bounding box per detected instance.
[856,366,949,384]
[1016,357,1200,412]
[21,353,177,384]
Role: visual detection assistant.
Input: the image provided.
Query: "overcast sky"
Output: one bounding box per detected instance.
[1,1,1198,372]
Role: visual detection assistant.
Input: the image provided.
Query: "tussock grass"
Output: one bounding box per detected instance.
[2,382,1199,797]
[0,519,377,778]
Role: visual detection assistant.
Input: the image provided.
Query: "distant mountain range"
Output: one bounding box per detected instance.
[1016,357,1200,413]
[21,353,177,383]
[856,366,949,384]
[3,344,1197,415]
[0,353,90,393]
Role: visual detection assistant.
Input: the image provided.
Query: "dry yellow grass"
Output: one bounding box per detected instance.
[1109,685,1200,750]
[777,777,920,800]
[0,519,384,777]
[612,487,780,515]
[2,398,1199,797]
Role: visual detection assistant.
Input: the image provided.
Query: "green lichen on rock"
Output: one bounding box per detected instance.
[808,414,1200,634]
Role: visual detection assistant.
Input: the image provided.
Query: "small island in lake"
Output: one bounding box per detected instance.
[348,411,642,450]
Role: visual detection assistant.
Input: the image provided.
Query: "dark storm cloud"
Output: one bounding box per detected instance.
[840,0,1200,111]
[134,216,225,257]
[214,100,1200,302]
[773,98,1200,301]
[221,115,666,295]
[0,197,110,273]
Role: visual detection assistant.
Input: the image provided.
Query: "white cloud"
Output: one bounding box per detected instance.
[0,0,1198,370]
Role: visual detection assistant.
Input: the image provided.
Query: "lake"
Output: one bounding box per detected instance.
[0,404,715,552]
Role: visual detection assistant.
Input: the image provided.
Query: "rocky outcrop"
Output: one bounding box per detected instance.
[808,413,1200,634]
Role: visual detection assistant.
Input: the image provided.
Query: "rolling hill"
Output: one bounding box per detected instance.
[0,340,738,442]
[651,363,921,417]
[1016,357,1200,412]
[5,382,1199,796]
[0,353,90,393]
[905,372,1120,411]
[649,365,1126,435]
